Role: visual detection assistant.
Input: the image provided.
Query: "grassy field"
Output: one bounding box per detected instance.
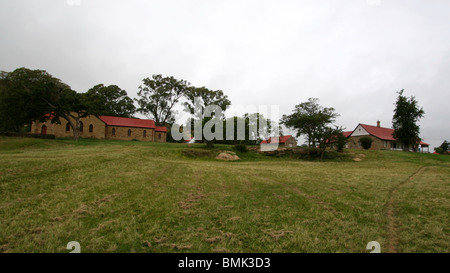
[0,137,448,253]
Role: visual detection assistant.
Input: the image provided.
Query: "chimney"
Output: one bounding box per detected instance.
[377,120,381,127]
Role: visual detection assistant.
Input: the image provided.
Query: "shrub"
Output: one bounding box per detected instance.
[359,136,372,150]
[234,143,248,153]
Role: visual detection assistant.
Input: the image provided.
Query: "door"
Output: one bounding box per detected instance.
[41,125,47,135]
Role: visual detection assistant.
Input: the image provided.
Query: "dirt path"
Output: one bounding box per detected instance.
[386,166,427,253]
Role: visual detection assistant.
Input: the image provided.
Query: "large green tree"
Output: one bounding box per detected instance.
[136,74,189,126]
[0,67,90,140]
[281,98,339,154]
[221,113,280,145]
[316,126,344,160]
[44,89,90,141]
[183,86,231,148]
[85,84,135,118]
[392,90,425,151]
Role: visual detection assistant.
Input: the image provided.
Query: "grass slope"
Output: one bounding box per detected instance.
[0,137,448,253]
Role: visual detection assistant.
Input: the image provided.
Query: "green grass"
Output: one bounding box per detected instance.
[0,137,448,253]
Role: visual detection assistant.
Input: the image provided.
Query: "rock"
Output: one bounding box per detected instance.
[353,158,362,162]
[216,152,240,161]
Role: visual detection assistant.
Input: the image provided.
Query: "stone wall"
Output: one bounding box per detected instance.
[154,131,167,143]
[283,137,297,148]
[105,126,155,141]
[347,135,392,150]
[31,115,106,139]
[31,114,167,142]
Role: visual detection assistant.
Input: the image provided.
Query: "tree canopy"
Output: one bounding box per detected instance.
[85,84,135,118]
[0,67,72,131]
[136,74,189,126]
[0,67,91,140]
[183,86,231,147]
[281,98,339,153]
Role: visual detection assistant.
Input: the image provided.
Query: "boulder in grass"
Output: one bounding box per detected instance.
[216,151,240,161]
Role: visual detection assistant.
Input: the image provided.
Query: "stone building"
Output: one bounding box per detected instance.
[31,114,167,142]
[346,121,429,151]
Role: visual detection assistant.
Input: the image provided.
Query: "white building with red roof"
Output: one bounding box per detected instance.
[346,121,429,152]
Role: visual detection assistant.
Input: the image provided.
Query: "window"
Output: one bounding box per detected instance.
[79,121,83,132]
[158,133,161,139]
[89,124,93,133]
[128,129,131,137]
[143,130,146,138]
[66,123,70,132]
[384,141,387,148]
[112,128,116,136]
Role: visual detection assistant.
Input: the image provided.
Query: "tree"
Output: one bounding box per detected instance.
[434,140,449,154]
[136,74,189,127]
[44,88,90,141]
[183,86,231,148]
[335,132,348,153]
[1,68,61,132]
[359,136,373,150]
[316,126,344,160]
[281,98,339,154]
[392,90,425,151]
[0,67,90,140]
[440,140,449,153]
[85,84,135,117]
[220,113,279,145]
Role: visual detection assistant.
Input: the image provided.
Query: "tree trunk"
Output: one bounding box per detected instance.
[73,127,80,141]
[70,115,81,141]
[307,136,311,155]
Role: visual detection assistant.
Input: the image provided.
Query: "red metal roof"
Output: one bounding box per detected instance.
[359,124,396,141]
[342,131,353,138]
[98,115,156,129]
[357,124,429,145]
[261,135,293,144]
[155,126,167,132]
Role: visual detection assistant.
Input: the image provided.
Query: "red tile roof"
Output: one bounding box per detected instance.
[261,135,293,144]
[99,115,156,129]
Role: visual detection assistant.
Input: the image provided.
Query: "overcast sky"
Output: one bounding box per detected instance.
[0,0,449,149]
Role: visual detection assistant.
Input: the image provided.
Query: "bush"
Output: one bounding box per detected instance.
[359,136,372,150]
[234,143,248,153]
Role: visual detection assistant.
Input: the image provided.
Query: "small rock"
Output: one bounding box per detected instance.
[216,152,240,161]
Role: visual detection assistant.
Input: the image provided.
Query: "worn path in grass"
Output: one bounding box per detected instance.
[386,166,427,253]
